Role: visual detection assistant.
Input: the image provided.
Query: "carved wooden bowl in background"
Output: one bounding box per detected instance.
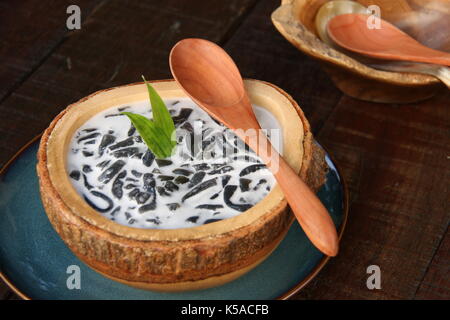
[272,0,450,103]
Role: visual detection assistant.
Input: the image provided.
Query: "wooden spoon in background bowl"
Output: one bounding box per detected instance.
[327,13,450,66]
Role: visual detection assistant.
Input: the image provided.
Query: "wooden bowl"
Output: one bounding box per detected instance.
[36,79,328,291]
[272,0,449,103]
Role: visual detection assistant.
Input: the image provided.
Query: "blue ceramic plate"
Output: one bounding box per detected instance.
[0,137,347,300]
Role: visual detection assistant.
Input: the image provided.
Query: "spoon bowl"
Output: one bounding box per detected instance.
[315,0,367,47]
[170,39,263,133]
[170,40,245,107]
[327,13,450,66]
[170,38,339,257]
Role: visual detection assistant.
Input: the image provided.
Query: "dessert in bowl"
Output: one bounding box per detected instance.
[37,79,327,291]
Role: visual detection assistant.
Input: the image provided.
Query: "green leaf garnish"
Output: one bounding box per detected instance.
[121,76,176,159]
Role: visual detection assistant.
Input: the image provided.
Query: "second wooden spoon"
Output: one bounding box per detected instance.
[327,13,450,66]
[169,38,339,256]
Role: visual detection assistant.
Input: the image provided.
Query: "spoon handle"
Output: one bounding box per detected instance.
[396,53,450,67]
[370,62,450,89]
[273,151,339,256]
[239,127,339,257]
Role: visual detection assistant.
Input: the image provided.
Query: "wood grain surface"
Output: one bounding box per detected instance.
[0,0,448,300]
[0,0,104,103]
[300,91,449,299]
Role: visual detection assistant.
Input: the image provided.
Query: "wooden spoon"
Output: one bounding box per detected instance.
[327,13,450,66]
[169,38,339,257]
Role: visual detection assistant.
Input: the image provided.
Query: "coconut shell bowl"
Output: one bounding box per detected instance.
[272,0,450,103]
[36,79,329,292]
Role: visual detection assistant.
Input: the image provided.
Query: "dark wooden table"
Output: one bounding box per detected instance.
[0,0,448,300]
